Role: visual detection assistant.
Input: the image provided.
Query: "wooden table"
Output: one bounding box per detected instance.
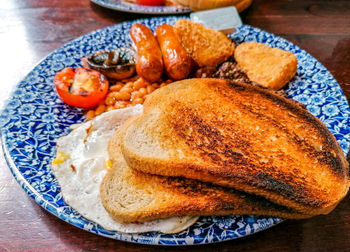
[1,0,349,251]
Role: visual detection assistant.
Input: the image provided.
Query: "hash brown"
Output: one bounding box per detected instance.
[234,42,298,90]
[174,19,235,67]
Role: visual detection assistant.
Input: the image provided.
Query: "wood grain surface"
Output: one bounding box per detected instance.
[0,0,349,251]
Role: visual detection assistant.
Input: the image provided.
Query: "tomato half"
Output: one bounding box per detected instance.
[136,0,165,6]
[54,67,109,109]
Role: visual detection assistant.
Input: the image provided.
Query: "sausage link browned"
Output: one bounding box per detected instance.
[155,24,191,80]
[130,24,163,83]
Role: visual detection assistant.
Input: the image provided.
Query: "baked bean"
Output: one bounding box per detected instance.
[124,82,134,89]
[114,102,126,109]
[117,100,128,105]
[115,92,131,100]
[86,110,95,121]
[146,85,155,94]
[95,104,106,116]
[107,91,119,99]
[138,87,147,96]
[133,97,144,104]
[131,91,144,100]
[86,76,174,120]
[120,86,133,94]
[133,78,148,90]
[104,96,115,106]
[152,83,160,89]
[118,101,132,108]
[110,83,123,92]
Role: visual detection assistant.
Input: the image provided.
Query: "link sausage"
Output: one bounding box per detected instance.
[130,24,163,82]
[156,24,191,80]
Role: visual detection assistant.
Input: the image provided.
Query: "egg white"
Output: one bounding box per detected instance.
[52,105,198,234]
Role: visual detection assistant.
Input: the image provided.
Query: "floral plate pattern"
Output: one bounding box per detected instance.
[1,16,349,245]
[90,0,191,14]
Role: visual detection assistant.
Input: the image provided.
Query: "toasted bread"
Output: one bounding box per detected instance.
[121,78,349,215]
[101,117,312,223]
[174,19,235,67]
[234,42,298,90]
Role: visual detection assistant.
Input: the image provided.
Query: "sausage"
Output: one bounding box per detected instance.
[155,24,192,80]
[130,24,163,83]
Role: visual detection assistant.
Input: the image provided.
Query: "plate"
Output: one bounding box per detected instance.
[1,16,349,245]
[91,0,191,14]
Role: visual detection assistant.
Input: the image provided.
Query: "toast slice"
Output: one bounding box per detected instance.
[174,19,235,67]
[120,78,349,215]
[100,117,312,223]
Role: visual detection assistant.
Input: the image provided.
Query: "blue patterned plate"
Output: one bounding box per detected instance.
[1,16,349,245]
[91,0,191,14]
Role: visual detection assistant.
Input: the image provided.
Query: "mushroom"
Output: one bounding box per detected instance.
[85,47,136,80]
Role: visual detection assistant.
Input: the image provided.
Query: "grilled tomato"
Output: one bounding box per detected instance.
[54,67,108,109]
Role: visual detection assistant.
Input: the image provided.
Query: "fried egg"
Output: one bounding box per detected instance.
[52,105,198,233]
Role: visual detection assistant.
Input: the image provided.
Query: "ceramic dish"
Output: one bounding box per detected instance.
[1,16,349,245]
[91,0,191,14]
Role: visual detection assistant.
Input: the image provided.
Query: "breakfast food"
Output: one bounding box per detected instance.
[130,24,164,82]
[120,78,349,215]
[169,0,252,12]
[155,24,192,80]
[136,0,165,5]
[124,0,253,12]
[174,19,235,67]
[50,18,349,236]
[84,48,136,80]
[174,0,232,10]
[234,42,298,90]
[85,77,173,121]
[212,61,250,82]
[54,20,298,116]
[52,105,199,233]
[54,67,109,109]
[101,117,312,223]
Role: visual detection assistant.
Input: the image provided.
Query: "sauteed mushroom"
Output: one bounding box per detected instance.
[86,47,136,80]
